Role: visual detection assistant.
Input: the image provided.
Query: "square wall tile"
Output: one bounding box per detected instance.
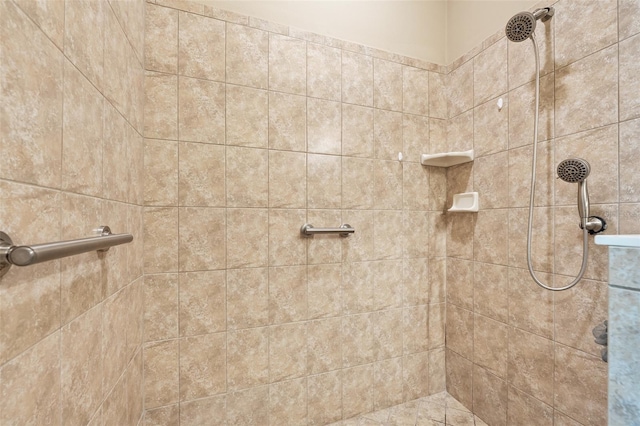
[620,118,640,202]
[342,51,373,106]
[145,3,178,73]
[269,34,306,95]
[178,207,226,271]
[403,66,429,116]
[226,85,268,148]
[269,265,307,324]
[144,340,179,409]
[428,71,447,119]
[307,154,341,209]
[226,146,268,207]
[227,327,268,390]
[269,379,307,425]
[145,71,177,140]
[307,98,341,155]
[144,274,179,341]
[342,104,374,157]
[144,207,179,273]
[226,208,268,268]
[374,109,403,160]
[269,209,307,266]
[308,371,342,426]
[179,333,226,400]
[226,268,269,329]
[307,42,341,101]
[64,0,104,90]
[270,323,307,381]
[179,271,226,336]
[448,60,474,118]
[269,150,306,208]
[178,142,225,207]
[268,92,306,151]
[178,77,225,144]
[374,58,403,111]
[226,23,268,88]
[474,39,507,106]
[307,317,342,374]
[507,327,554,405]
[178,11,224,81]
[619,33,640,121]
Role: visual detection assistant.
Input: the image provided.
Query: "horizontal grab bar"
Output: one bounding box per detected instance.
[300,223,355,238]
[0,226,133,277]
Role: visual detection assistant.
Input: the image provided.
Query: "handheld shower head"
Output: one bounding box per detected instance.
[557,158,591,183]
[505,7,554,42]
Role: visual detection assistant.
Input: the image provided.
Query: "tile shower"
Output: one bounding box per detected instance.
[0,1,638,426]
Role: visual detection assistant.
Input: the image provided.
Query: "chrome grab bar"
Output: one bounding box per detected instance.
[300,223,355,238]
[0,226,133,277]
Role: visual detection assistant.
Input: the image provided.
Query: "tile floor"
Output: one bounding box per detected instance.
[329,392,488,426]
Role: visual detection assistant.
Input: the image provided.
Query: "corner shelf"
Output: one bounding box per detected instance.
[420,149,474,167]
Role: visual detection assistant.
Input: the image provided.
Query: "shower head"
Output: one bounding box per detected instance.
[505,7,554,42]
[557,158,591,183]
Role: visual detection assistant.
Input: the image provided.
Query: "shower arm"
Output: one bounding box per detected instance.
[526,33,588,292]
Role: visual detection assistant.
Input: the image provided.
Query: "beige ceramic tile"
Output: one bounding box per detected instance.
[373,357,403,410]
[374,160,403,209]
[508,207,554,273]
[507,327,554,405]
[178,11,224,81]
[102,104,131,203]
[372,308,403,360]
[226,209,268,268]
[620,33,640,121]
[446,258,474,310]
[474,95,508,157]
[343,364,374,418]
[374,109,403,161]
[13,0,65,49]
[472,365,507,426]
[429,303,446,350]
[269,34,306,95]
[374,59,403,111]
[308,264,342,319]
[226,146,268,207]
[403,162,429,211]
[474,314,508,379]
[306,210,343,264]
[270,322,307,381]
[373,211,403,261]
[0,332,60,425]
[342,104,374,157]
[307,97,342,154]
[269,378,307,425]
[269,150,306,208]
[428,71,447,119]
[226,84,268,147]
[308,371,342,425]
[145,3,178,73]
[508,267,554,338]
[179,270,226,336]
[178,142,224,206]
[180,395,226,426]
[60,306,102,425]
[307,42,341,101]
[268,91,306,151]
[446,207,474,260]
[404,305,429,354]
[226,386,269,425]
[555,45,618,137]
[307,154,341,209]
[0,1,63,188]
[619,0,640,40]
[226,267,268,329]
[268,209,307,266]
[64,0,104,90]
[144,340,179,409]
[402,210,428,259]
[508,141,554,208]
[429,258,446,305]
[619,203,640,234]
[307,317,342,374]
[342,157,374,209]
[428,348,446,394]
[342,313,374,367]
[403,351,429,401]
[446,304,473,360]
[144,274,179,341]
[473,262,508,323]
[146,405,180,425]
[180,333,226,400]
[269,266,307,324]
[144,71,177,139]
[342,261,374,314]
[402,113,429,162]
[620,118,640,202]
[473,209,509,265]
[226,23,268,88]
[429,118,448,159]
[178,207,226,271]
[144,207,178,273]
[155,0,204,14]
[554,344,608,426]
[102,288,129,394]
[473,151,509,209]
[342,51,373,106]
[403,66,429,116]
[447,109,473,152]
[178,77,225,144]
[429,167,447,212]
[448,60,473,118]
[144,139,178,206]
[507,385,553,426]
[507,17,554,90]
[373,260,403,309]
[554,0,617,69]
[508,73,555,149]
[62,61,103,197]
[227,327,268,390]
[474,39,507,106]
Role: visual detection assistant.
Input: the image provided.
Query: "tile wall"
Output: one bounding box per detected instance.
[0,0,146,425]
[443,0,640,425]
[142,1,448,424]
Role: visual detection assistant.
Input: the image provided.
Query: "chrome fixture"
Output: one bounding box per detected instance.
[557,158,607,234]
[0,226,133,277]
[300,224,355,238]
[505,7,554,42]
